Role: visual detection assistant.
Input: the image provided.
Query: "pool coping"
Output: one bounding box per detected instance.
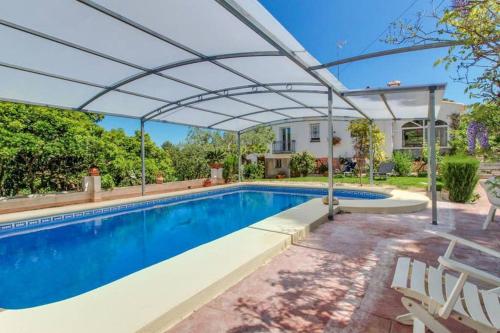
[0,196,333,333]
[0,182,428,232]
[248,181,429,214]
[0,182,388,228]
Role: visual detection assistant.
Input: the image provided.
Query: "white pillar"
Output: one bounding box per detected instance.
[428,88,438,225]
[369,122,374,185]
[83,176,101,202]
[237,132,242,182]
[327,88,334,220]
[140,119,146,196]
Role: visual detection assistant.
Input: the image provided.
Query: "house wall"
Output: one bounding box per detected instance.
[264,101,465,177]
[268,119,393,159]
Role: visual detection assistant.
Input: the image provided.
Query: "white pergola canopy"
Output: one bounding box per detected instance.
[0,0,445,132]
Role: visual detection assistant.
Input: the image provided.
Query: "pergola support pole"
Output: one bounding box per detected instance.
[140,119,146,196]
[428,88,438,225]
[237,131,242,182]
[327,88,334,220]
[369,122,374,186]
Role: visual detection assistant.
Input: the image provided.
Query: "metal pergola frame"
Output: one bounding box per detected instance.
[0,0,450,225]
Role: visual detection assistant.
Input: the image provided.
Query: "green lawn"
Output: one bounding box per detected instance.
[253,175,442,190]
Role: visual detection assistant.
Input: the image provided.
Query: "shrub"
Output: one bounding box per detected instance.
[101,174,115,190]
[392,151,413,176]
[290,151,316,177]
[243,162,264,179]
[222,154,238,182]
[440,155,479,202]
[318,163,329,174]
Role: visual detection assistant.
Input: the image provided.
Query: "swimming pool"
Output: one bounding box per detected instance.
[0,186,388,309]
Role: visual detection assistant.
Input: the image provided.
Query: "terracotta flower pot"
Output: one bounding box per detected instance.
[203,179,212,187]
[89,166,100,176]
[210,163,222,169]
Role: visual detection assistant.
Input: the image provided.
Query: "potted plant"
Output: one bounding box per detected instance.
[156,172,164,184]
[206,149,226,169]
[203,178,212,187]
[276,171,286,179]
[88,165,100,176]
[332,136,342,145]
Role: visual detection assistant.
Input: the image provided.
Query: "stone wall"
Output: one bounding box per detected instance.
[0,178,223,214]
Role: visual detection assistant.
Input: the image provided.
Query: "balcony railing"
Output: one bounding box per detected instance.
[272,140,296,154]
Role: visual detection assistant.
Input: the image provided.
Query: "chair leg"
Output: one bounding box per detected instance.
[401,297,451,333]
[483,206,496,230]
[413,319,425,333]
[396,312,414,325]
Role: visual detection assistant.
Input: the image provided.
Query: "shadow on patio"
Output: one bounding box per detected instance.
[168,185,499,333]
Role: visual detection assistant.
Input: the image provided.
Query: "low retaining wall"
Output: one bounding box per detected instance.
[0,179,221,214]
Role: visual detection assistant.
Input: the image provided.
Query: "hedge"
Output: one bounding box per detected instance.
[440,155,479,203]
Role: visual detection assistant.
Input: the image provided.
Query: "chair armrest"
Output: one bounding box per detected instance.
[426,230,500,259]
[438,256,500,287]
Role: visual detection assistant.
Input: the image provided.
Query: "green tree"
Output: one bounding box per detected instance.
[163,141,210,181]
[0,102,175,196]
[240,126,275,156]
[387,0,499,103]
[0,102,103,196]
[348,119,386,183]
[348,119,386,165]
[162,126,275,180]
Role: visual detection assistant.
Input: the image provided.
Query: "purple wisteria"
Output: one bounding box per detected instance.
[452,0,471,14]
[467,121,489,154]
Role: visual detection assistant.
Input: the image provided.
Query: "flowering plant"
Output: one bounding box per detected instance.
[466,121,489,154]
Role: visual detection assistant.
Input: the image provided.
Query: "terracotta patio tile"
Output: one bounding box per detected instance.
[168,184,499,333]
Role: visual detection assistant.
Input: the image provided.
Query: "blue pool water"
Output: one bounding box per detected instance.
[0,186,387,309]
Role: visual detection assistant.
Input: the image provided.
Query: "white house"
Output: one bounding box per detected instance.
[264,100,466,178]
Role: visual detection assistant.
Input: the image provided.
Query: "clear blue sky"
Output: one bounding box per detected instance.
[101,0,471,145]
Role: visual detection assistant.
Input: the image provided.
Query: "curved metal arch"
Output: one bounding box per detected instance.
[216,0,371,120]
[0,18,289,117]
[310,42,461,70]
[77,0,328,118]
[239,115,364,133]
[209,105,358,129]
[143,82,325,120]
[146,88,329,122]
[77,51,283,110]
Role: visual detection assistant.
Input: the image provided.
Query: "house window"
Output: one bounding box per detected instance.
[402,121,424,148]
[280,127,292,151]
[310,123,320,142]
[402,120,449,148]
[435,120,448,146]
[275,159,282,168]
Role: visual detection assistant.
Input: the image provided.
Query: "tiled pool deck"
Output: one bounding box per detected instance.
[168,184,499,333]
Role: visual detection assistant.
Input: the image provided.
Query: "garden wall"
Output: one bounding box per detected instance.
[0,178,223,214]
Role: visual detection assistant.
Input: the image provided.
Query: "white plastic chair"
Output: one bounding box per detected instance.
[482,177,499,230]
[391,231,500,333]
